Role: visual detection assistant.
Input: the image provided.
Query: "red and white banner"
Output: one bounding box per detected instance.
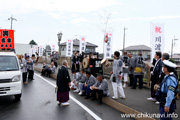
[34,46,38,53]
[29,48,35,57]
[79,36,86,53]
[51,45,56,53]
[66,39,73,57]
[151,23,165,62]
[104,33,113,59]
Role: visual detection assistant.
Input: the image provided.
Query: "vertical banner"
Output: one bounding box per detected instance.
[66,39,73,57]
[79,36,86,53]
[104,33,113,59]
[39,46,43,57]
[151,23,165,62]
[51,45,56,53]
[34,46,38,53]
[32,48,36,55]
[29,48,33,57]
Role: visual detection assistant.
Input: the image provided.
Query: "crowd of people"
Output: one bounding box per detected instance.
[110,51,179,120]
[55,50,179,119]
[21,49,178,119]
[21,53,38,84]
[41,62,56,77]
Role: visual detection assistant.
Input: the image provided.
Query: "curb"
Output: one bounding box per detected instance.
[34,66,155,120]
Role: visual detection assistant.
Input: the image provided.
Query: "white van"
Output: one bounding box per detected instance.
[0,52,22,100]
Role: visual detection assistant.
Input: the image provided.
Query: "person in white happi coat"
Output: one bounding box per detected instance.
[121,51,129,88]
[22,55,28,84]
[70,70,81,90]
[74,69,87,93]
[110,51,126,99]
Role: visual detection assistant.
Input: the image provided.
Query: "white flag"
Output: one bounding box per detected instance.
[38,46,43,57]
[151,23,165,62]
[66,39,73,57]
[51,45,56,53]
[79,36,86,53]
[104,33,113,59]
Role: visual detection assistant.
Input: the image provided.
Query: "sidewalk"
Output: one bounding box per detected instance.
[34,63,180,120]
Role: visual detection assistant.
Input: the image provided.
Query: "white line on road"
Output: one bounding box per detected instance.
[35,73,102,120]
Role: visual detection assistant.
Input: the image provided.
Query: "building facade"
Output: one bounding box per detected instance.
[15,43,38,55]
[121,45,151,60]
[172,53,180,65]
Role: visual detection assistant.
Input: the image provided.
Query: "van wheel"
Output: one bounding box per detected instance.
[14,94,22,100]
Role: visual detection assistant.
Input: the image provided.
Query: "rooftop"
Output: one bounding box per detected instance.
[120,45,151,51]
[172,54,180,59]
[60,39,98,47]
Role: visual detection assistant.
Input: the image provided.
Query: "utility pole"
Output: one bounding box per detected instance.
[123,27,128,54]
[8,15,17,29]
[171,36,178,58]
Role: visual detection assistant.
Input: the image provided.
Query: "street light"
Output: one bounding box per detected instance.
[171,36,178,58]
[57,32,63,65]
[123,27,128,54]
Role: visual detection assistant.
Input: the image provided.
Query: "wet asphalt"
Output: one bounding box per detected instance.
[0,72,133,120]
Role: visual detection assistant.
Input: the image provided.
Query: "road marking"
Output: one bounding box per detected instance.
[35,73,102,120]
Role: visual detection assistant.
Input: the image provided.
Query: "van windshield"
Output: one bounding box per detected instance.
[0,56,19,71]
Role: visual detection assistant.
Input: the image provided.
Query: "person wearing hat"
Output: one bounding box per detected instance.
[159,53,170,83]
[156,60,178,120]
[131,51,145,89]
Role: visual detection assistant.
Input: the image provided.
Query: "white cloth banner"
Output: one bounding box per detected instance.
[66,39,73,57]
[39,46,43,57]
[79,36,86,53]
[51,45,56,53]
[29,48,35,57]
[151,23,165,62]
[104,33,113,59]
[34,46,38,53]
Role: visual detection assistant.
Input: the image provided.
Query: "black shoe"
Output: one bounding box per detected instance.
[128,85,133,87]
[80,92,86,96]
[85,95,90,99]
[139,87,143,89]
[131,87,136,89]
[97,101,102,105]
[91,98,97,101]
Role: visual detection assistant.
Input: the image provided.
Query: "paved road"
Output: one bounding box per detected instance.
[0,72,133,120]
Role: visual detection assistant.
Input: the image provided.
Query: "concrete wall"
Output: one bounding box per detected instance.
[15,43,38,55]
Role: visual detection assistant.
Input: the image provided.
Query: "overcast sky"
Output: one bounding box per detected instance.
[0,0,180,54]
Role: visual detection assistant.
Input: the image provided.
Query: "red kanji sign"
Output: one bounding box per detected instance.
[0,29,14,49]
[106,33,112,36]
[155,26,162,33]
[82,37,85,41]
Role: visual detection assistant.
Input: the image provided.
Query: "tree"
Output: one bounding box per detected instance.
[29,40,37,45]
[97,11,113,35]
